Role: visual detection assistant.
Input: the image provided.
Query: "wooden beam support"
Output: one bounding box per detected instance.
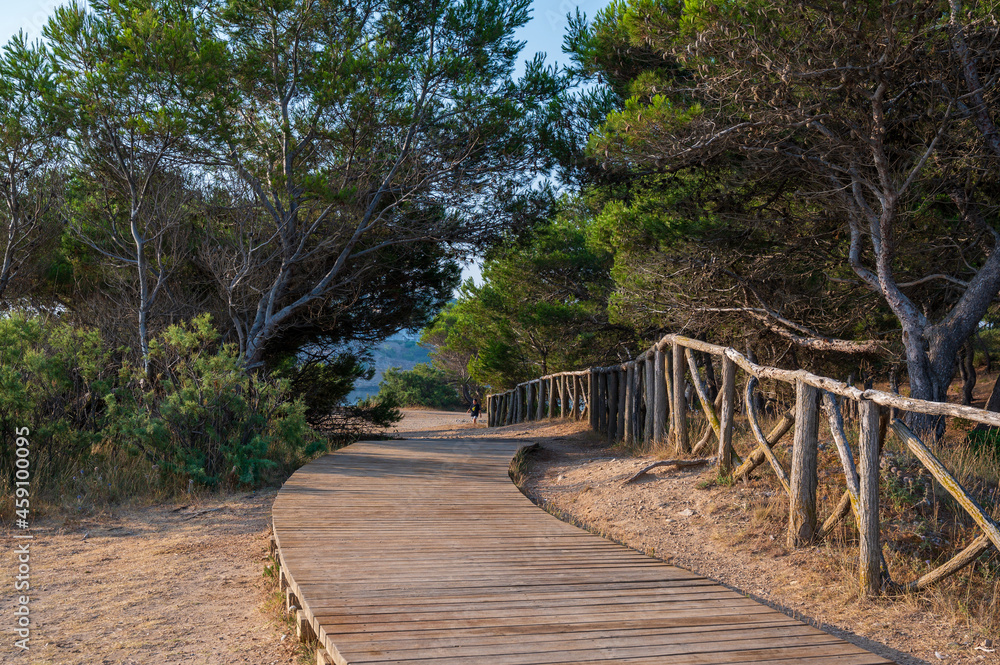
[891,419,1000,554]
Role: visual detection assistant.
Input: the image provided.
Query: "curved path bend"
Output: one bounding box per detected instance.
[272,437,891,665]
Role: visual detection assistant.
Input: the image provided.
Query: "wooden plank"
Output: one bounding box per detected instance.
[272,437,893,664]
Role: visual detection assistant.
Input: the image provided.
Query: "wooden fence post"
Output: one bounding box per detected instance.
[569,375,577,420]
[568,375,575,418]
[672,342,689,453]
[623,362,635,443]
[554,375,563,419]
[527,382,536,422]
[597,372,607,433]
[788,379,819,547]
[617,368,627,439]
[653,348,668,444]
[645,354,655,445]
[572,375,581,420]
[535,380,545,420]
[719,355,736,475]
[608,370,619,440]
[549,376,557,418]
[589,370,598,430]
[858,399,882,596]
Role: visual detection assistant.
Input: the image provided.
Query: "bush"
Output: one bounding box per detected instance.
[105,315,324,488]
[0,313,112,495]
[377,363,462,409]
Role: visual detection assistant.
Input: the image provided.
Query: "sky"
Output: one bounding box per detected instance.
[0,0,608,288]
[0,0,604,54]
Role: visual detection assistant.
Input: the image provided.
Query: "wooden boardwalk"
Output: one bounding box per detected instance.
[272,437,893,664]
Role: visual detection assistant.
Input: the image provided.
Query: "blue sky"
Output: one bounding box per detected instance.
[0,0,607,287]
[0,0,604,62]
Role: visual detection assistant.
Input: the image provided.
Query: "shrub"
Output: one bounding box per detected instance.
[106,315,324,488]
[377,363,462,409]
[0,313,112,494]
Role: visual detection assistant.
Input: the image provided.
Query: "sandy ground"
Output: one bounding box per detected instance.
[2,408,995,664]
[1,491,303,665]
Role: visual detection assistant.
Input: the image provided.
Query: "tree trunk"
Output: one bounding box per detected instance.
[962,337,976,406]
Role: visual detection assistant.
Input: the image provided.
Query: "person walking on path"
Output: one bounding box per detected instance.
[468,398,481,426]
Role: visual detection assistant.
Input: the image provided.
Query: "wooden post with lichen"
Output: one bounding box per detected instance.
[858,399,881,596]
[788,379,819,547]
[672,342,689,453]
[719,355,736,475]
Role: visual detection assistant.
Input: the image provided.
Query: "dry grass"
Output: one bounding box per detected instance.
[675,381,1000,643]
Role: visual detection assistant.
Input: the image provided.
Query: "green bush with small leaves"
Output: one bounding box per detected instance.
[377,363,462,409]
[0,313,112,492]
[105,315,323,488]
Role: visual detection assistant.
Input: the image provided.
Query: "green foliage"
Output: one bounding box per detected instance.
[377,364,462,409]
[422,199,638,389]
[0,313,111,491]
[106,315,322,488]
[966,427,1000,461]
[275,353,372,426]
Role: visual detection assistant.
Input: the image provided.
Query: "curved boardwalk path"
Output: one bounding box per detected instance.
[272,436,892,665]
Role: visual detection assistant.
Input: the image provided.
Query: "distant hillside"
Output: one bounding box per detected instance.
[347,336,432,403]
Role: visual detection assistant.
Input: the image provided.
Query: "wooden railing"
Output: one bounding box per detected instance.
[487,333,1000,596]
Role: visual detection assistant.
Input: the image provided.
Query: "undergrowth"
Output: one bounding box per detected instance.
[262,552,316,665]
[0,313,399,520]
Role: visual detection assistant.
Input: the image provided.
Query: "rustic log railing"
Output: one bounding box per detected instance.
[486,333,1000,597]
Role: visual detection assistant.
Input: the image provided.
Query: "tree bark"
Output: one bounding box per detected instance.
[962,337,976,406]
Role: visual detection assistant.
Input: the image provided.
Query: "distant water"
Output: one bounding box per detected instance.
[346,386,380,404]
[345,333,432,404]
